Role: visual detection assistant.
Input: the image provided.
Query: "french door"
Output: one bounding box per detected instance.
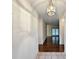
[52,27,59,45]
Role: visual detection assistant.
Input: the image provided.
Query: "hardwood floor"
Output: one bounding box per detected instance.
[39,36,64,52]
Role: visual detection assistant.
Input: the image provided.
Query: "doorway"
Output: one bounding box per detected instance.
[51,27,59,45]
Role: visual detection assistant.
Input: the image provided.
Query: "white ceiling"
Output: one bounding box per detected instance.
[15,0,66,26]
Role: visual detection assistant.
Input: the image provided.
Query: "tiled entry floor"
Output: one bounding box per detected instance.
[37,52,66,59]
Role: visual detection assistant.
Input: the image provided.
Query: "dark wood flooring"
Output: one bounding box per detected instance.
[39,36,64,52]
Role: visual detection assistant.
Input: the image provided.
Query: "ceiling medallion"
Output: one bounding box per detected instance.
[47,0,56,16]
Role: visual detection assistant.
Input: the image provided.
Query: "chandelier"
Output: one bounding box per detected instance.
[47,0,56,16]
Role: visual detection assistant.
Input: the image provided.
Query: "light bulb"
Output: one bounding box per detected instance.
[47,5,56,16]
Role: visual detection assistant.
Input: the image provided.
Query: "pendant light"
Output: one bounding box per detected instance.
[47,0,56,16]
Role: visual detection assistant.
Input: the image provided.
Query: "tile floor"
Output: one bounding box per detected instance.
[37,52,66,59]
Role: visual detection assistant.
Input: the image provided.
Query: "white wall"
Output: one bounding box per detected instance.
[59,17,65,45]
[38,19,47,44]
[59,16,66,53]
[12,1,39,59]
[43,21,47,43]
[47,24,52,36]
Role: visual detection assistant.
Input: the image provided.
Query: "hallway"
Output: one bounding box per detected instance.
[39,36,64,52]
[12,0,66,59]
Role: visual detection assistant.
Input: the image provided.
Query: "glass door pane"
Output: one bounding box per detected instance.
[52,37,56,44]
[55,37,59,44]
[52,29,56,35]
[55,29,59,35]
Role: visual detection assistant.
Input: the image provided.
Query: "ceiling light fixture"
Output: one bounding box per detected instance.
[47,0,56,16]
